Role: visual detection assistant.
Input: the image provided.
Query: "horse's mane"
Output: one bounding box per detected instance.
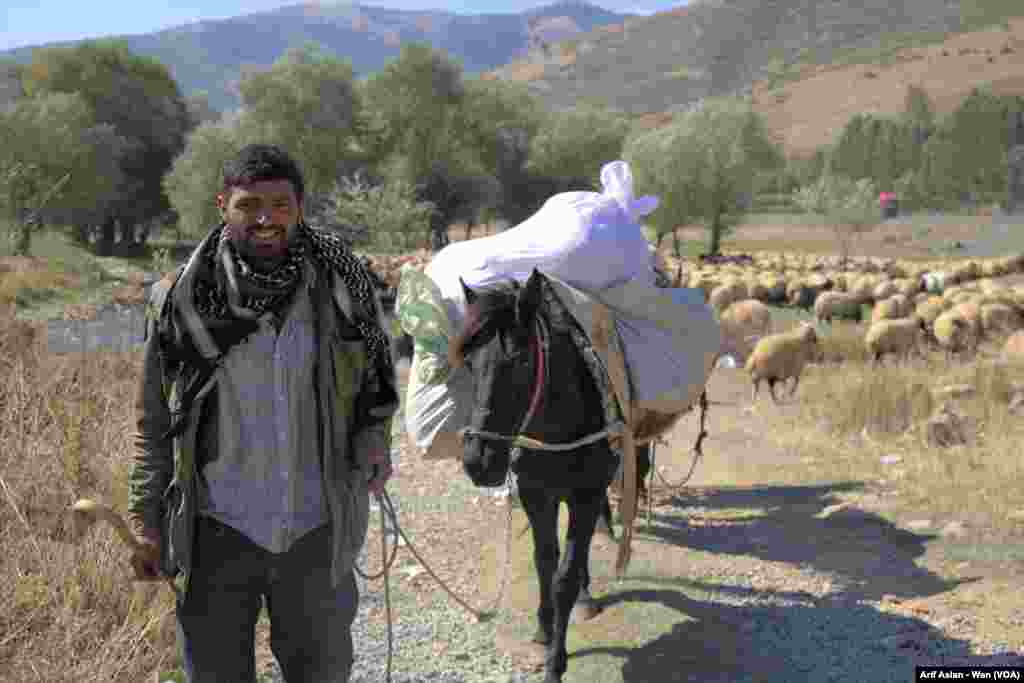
[448,279,521,369]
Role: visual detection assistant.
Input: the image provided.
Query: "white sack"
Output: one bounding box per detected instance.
[544,275,721,416]
[397,160,718,452]
[425,160,659,330]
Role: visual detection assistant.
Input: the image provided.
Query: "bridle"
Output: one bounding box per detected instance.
[457,312,625,452]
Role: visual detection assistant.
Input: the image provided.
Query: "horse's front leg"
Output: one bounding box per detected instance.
[546,489,603,683]
[519,487,560,647]
[575,557,602,621]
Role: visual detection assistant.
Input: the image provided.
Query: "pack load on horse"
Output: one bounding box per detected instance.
[394,160,721,682]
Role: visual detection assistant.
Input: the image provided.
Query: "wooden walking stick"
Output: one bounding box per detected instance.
[69,499,175,589]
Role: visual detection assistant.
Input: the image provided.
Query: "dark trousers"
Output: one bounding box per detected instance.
[176,516,358,683]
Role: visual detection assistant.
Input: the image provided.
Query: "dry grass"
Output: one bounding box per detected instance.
[0,305,178,683]
[0,259,82,308]
[750,18,1024,156]
[763,318,1024,533]
[5,219,1024,680]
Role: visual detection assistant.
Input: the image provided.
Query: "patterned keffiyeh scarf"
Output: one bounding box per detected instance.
[162,219,393,384]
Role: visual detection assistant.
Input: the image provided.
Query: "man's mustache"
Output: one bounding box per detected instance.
[245,222,286,234]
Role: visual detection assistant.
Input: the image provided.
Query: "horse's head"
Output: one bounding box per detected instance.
[449,269,545,487]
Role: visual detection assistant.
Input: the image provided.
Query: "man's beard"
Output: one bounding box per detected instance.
[230,222,295,271]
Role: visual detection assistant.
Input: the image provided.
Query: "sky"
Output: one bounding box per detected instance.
[1,0,678,52]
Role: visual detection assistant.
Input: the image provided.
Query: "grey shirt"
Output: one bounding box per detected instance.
[198,269,328,554]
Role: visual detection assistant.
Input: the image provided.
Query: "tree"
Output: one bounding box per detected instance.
[623,97,781,257]
[22,39,192,255]
[893,169,928,213]
[360,44,489,249]
[829,113,869,181]
[944,88,1024,204]
[904,84,935,128]
[792,173,878,266]
[325,172,436,252]
[360,43,466,186]
[185,90,221,129]
[446,77,549,228]
[0,91,124,256]
[917,130,961,210]
[526,104,632,189]
[451,77,546,180]
[0,59,25,111]
[785,148,830,190]
[236,42,363,200]
[622,123,699,257]
[162,115,244,238]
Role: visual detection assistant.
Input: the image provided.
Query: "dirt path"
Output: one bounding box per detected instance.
[485,369,1024,682]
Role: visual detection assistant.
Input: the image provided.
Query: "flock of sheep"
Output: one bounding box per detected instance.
[660,251,1024,403]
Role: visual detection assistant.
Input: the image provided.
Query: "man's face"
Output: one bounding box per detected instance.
[217,179,302,271]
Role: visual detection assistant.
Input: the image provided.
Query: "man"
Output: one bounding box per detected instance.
[128,144,399,682]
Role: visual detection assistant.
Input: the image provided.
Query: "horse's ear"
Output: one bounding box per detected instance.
[517,268,543,326]
[460,277,476,305]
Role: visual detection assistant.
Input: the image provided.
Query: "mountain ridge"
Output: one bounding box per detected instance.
[0,1,633,112]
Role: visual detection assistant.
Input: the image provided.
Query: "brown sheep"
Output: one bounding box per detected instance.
[719,299,772,362]
[979,302,1022,338]
[746,322,819,403]
[709,281,749,313]
[933,309,975,359]
[864,316,928,365]
[814,291,863,323]
[871,294,911,324]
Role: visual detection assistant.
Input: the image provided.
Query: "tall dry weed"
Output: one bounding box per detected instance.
[0,306,177,683]
[775,348,1024,527]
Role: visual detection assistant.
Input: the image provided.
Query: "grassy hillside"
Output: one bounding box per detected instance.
[488,0,1024,158]
[752,17,1024,156]
[489,0,964,113]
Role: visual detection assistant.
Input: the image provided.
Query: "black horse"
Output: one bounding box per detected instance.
[451,268,647,683]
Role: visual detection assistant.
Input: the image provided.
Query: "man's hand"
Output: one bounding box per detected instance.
[130,526,163,582]
[366,445,393,497]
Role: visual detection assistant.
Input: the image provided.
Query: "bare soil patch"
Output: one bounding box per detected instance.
[673,215,1002,261]
[475,368,1024,681]
[751,18,1024,156]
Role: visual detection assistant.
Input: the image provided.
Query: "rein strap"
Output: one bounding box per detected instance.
[458,314,624,452]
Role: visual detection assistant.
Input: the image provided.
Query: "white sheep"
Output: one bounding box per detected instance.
[814,291,863,324]
[933,309,975,359]
[864,316,927,365]
[709,280,748,313]
[745,322,819,403]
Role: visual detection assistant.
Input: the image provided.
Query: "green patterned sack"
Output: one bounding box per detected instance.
[395,265,475,450]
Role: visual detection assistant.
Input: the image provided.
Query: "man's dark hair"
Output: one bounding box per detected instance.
[222,144,305,202]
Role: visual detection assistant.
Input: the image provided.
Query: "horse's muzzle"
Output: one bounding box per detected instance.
[461,431,512,488]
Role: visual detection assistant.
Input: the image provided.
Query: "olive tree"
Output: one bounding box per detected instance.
[527,104,632,189]
[163,113,244,238]
[623,97,781,257]
[23,39,191,255]
[792,173,878,266]
[325,171,436,252]
[236,43,364,200]
[0,91,123,255]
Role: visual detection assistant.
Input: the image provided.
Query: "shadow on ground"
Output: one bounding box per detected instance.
[575,585,1022,683]
[633,481,967,603]
[492,480,1024,683]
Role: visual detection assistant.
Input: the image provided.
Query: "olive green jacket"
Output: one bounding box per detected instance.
[128,258,398,600]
